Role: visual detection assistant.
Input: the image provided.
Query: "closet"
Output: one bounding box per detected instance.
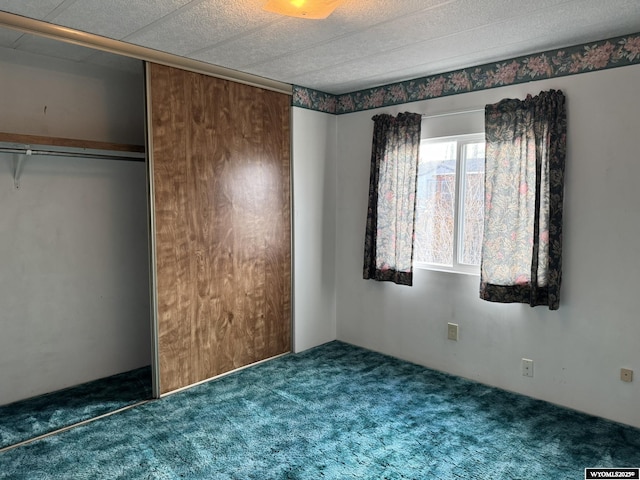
[1,17,292,447]
[0,37,151,448]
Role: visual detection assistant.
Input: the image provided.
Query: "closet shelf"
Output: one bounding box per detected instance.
[0,132,146,189]
[0,132,145,154]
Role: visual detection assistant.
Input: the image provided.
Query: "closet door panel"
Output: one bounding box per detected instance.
[148,63,291,395]
[150,64,191,393]
[260,90,292,356]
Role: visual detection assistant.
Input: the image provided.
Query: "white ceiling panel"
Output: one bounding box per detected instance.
[0,0,63,20]
[190,0,452,71]
[50,0,193,40]
[190,17,325,69]
[323,0,457,27]
[242,0,491,73]
[126,0,278,56]
[0,0,639,94]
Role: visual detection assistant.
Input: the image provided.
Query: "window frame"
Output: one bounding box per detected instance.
[414,132,485,276]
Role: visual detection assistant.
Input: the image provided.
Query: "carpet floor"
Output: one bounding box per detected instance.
[0,366,151,449]
[1,342,638,479]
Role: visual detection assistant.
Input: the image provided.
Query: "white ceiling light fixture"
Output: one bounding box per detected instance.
[262,0,345,19]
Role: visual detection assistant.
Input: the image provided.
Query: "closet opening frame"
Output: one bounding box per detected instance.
[144,62,161,399]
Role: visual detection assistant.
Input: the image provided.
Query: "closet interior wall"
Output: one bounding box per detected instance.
[147,63,292,395]
[0,44,150,405]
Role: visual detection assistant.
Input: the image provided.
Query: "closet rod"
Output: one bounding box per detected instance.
[422,108,484,119]
[0,147,144,162]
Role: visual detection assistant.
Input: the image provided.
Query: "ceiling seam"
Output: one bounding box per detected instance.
[186,17,289,57]
[121,0,208,42]
[44,0,79,22]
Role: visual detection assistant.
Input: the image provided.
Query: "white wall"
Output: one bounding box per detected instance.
[0,47,144,144]
[292,107,337,352]
[0,46,150,405]
[335,65,640,428]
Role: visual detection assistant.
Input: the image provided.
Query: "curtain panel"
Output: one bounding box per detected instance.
[363,112,422,286]
[480,90,566,309]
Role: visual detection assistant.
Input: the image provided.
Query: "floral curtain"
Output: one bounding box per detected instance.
[480,90,566,309]
[363,112,422,286]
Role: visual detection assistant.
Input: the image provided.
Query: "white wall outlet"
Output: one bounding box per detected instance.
[447,323,458,341]
[522,358,534,377]
[621,368,633,382]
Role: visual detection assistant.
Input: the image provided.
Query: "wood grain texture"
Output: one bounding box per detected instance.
[0,132,145,153]
[148,63,291,395]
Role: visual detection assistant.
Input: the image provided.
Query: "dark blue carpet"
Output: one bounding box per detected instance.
[0,366,151,449]
[1,342,638,479]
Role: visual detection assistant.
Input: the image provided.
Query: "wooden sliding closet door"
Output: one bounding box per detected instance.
[147,63,291,395]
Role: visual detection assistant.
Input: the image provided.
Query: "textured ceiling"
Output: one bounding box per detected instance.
[0,0,639,94]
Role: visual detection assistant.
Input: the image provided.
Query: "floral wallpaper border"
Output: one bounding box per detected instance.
[292,32,640,115]
[292,86,337,115]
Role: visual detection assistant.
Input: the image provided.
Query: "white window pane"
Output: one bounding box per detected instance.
[415,141,456,266]
[460,142,485,266]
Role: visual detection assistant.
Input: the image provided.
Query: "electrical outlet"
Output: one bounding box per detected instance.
[522,358,534,377]
[621,368,633,382]
[447,323,458,341]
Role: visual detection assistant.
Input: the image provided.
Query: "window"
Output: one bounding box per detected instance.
[414,134,485,274]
